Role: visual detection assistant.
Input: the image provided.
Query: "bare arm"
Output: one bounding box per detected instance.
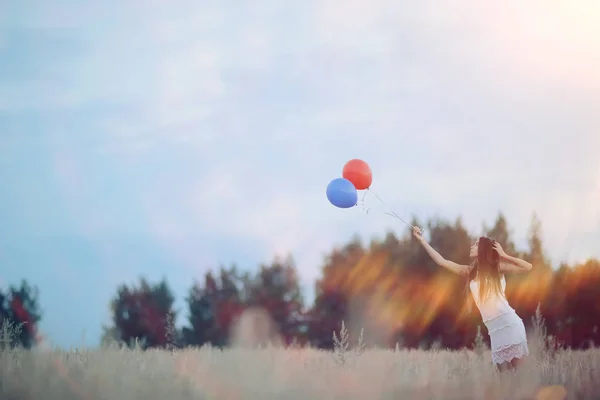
[499,254,533,274]
[414,229,470,276]
[492,243,533,274]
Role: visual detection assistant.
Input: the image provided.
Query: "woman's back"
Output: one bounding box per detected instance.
[469,275,514,321]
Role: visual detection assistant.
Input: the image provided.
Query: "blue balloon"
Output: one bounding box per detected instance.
[326,178,358,208]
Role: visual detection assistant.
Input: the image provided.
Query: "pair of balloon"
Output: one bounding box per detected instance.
[326,159,373,208]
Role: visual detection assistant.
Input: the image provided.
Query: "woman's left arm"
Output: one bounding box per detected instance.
[494,243,533,274]
[500,254,533,274]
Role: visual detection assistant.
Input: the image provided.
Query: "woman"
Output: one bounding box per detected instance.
[412,226,533,370]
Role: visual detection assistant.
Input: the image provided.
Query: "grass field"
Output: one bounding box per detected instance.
[1,339,598,399]
[1,315,598,400]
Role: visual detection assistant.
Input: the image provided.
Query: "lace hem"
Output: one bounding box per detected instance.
[491,341,529,364]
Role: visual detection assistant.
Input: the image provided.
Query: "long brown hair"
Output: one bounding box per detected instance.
[466,236,504,303]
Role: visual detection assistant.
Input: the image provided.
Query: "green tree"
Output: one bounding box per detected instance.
[427,217,473,269]
[427,217,477,347]
[544,262,571,346]
[107,277,177,349]
[181,266,246,348]
[524,212,551,270]
[181,272,220,347]
[246,255,305,344]
[505,212,553,327]
[484,212,518,256]
[563,259,600,348]
[309,237,365,348]
[401,216,431,277]
[0,280,42,348]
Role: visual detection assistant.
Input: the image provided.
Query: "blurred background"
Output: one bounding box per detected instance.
[0,0,598,351]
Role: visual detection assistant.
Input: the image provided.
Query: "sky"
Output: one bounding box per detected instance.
[0,0,599,349]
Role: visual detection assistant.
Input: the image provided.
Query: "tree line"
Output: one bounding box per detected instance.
[2,212,599,350]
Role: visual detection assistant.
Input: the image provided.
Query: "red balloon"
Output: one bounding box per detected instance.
[342,159,372,190]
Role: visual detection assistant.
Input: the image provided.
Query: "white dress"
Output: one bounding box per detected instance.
[469,274,529,364]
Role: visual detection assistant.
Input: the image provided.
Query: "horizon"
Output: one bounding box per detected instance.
[1,0,599,349]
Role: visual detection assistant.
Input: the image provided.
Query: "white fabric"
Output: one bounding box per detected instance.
[485,309,529,364]
[469,275,514,322]
[469,275,529,364]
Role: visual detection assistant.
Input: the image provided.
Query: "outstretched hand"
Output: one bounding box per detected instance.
[412,226,424,241]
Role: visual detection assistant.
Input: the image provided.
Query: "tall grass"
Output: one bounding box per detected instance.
[0,312,597,400]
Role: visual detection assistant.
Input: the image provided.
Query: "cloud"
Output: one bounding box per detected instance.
[7,1,600,249]
[1,0,599,346]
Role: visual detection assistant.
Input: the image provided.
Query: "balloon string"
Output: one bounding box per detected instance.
[357,190,371,214]
[358,188,420,231]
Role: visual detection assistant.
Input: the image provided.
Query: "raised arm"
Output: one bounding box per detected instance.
[493,242,533,274]
[412,227,471,276]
